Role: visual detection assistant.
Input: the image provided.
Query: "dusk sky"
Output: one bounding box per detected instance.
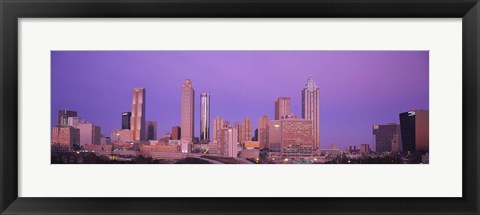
[51,51,428,150]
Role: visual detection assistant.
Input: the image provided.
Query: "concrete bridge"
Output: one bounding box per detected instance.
[140,151,252,164]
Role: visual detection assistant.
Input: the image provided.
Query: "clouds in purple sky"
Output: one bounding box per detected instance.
[51,51,428,150]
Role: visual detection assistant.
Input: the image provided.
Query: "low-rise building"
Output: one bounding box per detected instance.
[140,144,180,153]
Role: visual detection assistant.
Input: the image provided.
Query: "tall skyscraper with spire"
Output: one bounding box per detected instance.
[200,92,210,142]
[181,79,195,141]
[302,76,320,149]
[131,88,146,141]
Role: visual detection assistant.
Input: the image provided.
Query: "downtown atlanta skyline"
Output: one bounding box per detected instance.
[51,51,429,150]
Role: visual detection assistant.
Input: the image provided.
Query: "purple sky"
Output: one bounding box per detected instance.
[51,51,428,150]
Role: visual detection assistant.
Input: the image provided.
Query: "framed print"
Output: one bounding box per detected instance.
[1,0,479,214]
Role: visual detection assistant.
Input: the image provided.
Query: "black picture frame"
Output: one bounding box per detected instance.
[1,0,479,214]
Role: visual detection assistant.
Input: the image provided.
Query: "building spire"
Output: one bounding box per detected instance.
[183,78,193,88]
[304,75,318,91]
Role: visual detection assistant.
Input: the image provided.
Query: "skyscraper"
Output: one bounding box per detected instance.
[213,116,224,141]
[275,97,291,120]
[122,112,131,130]
[399,109,429,152]
[239,116,252,145]
[301,76,320,150]
[171,126,181,140]
[58,109,77,126]
[258,115,270,149]
[181,79,195,141]
[200,92,210,142]
[131,88,146,141]
[372,123,401,153]
[146,121,158,140]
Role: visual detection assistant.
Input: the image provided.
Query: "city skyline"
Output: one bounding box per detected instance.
[51,51,429,150]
